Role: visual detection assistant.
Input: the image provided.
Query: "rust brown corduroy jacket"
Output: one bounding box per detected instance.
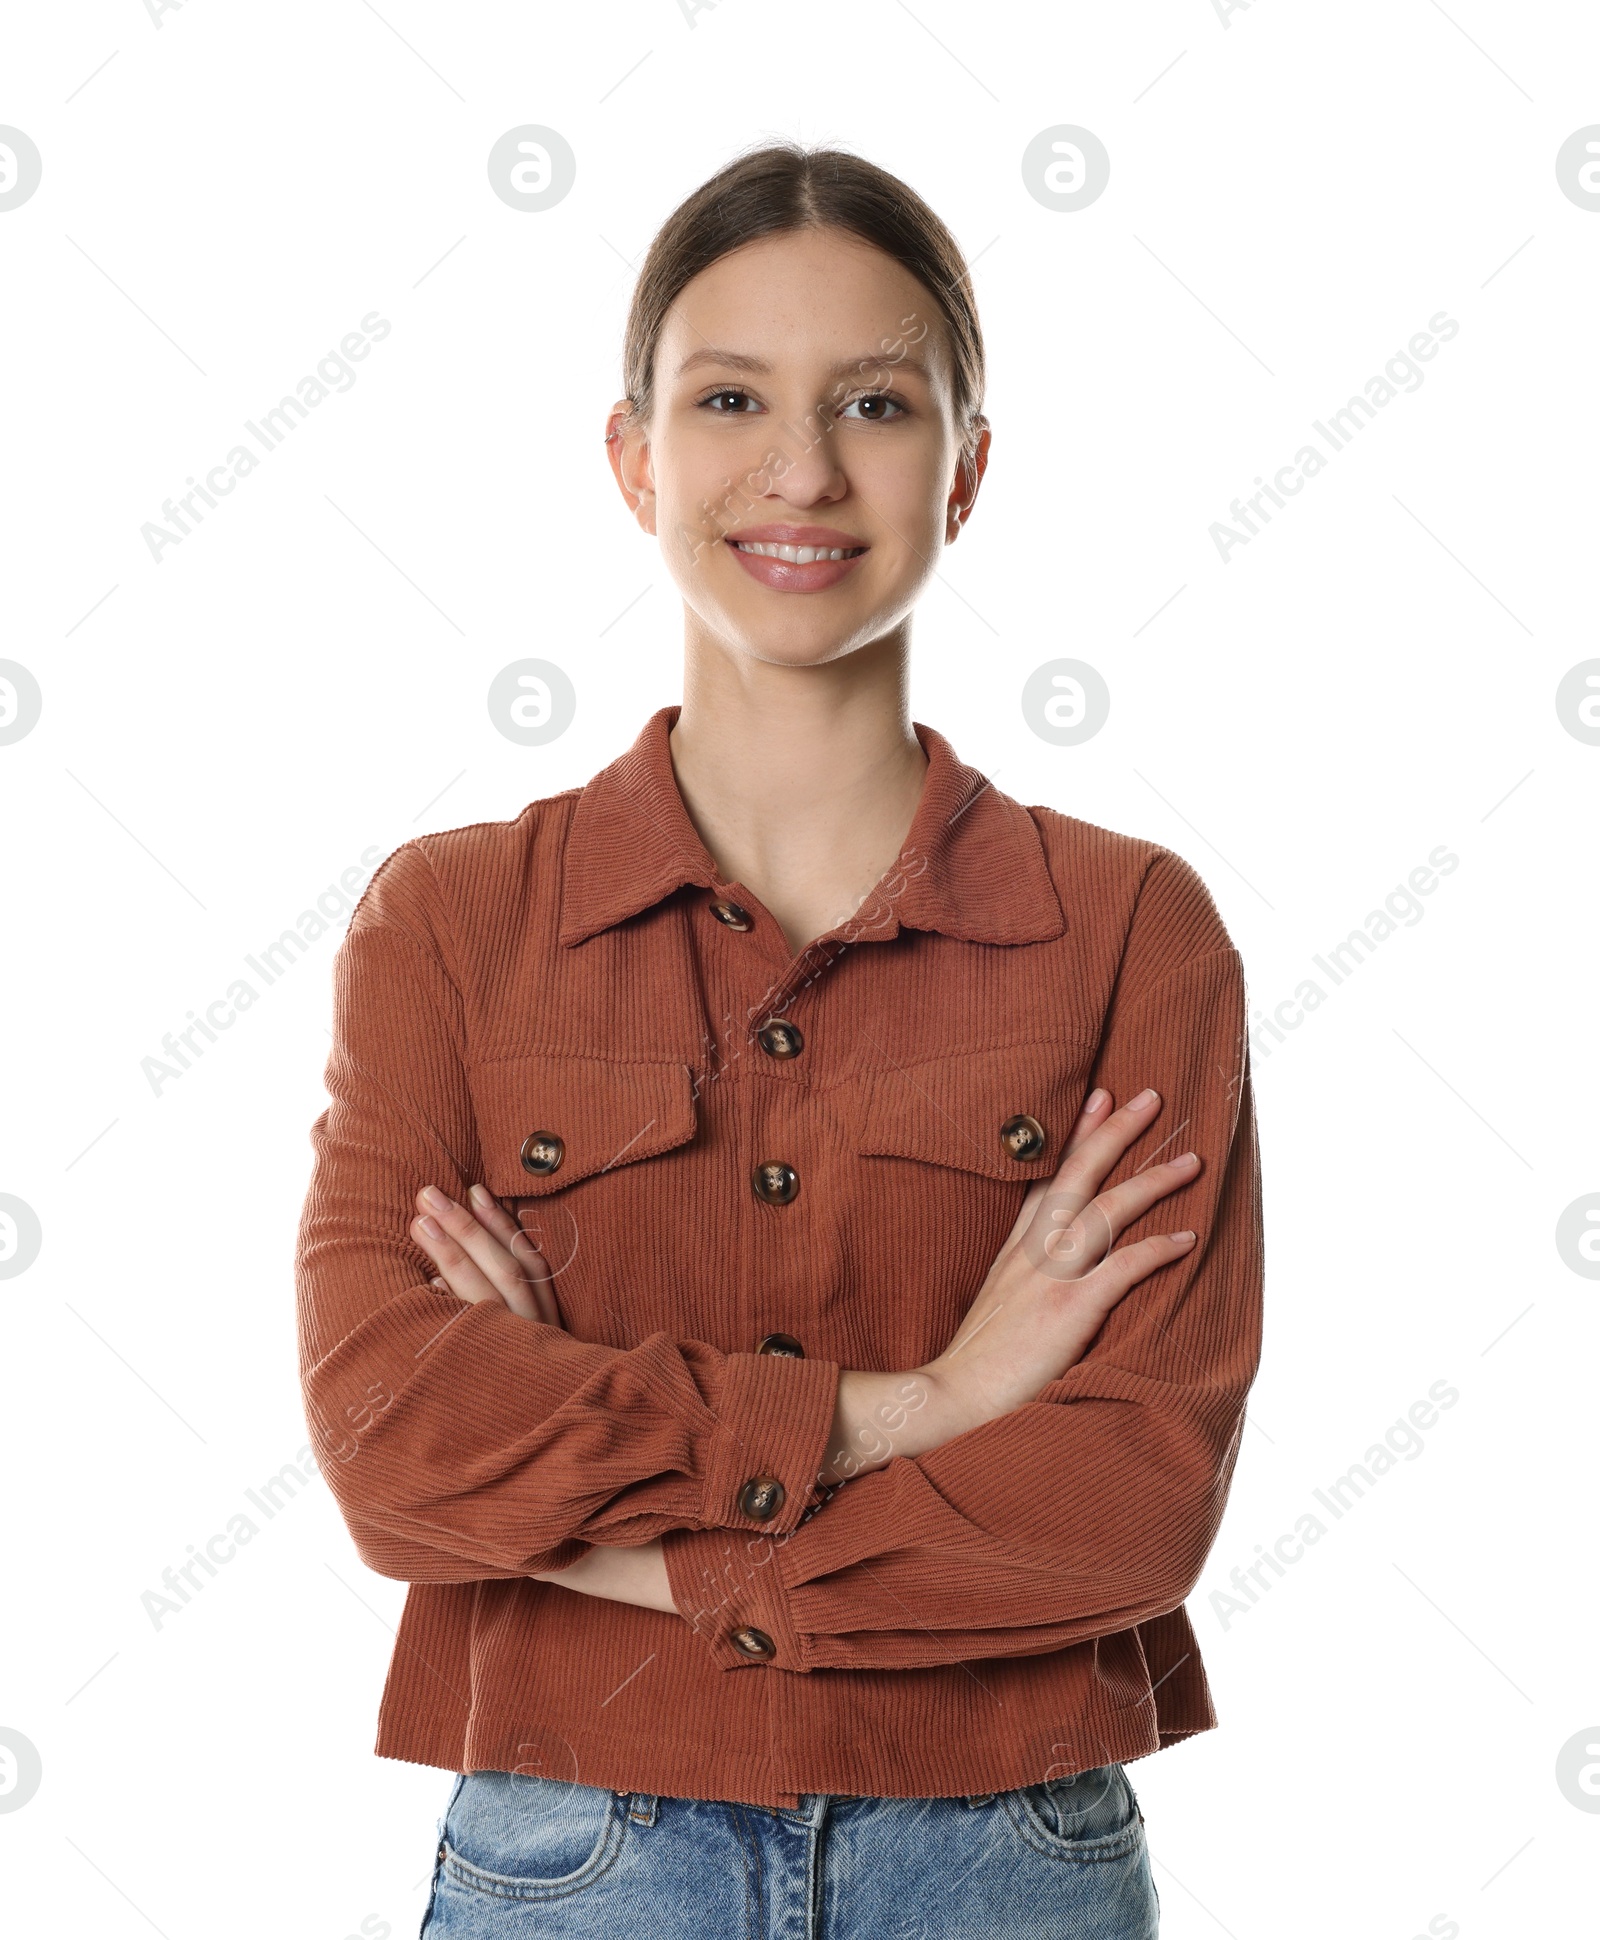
[294,703,1264,1809]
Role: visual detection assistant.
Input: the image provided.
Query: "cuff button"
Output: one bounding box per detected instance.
[756,1332,805,1357]
[731,1625,776,1658]
[738,1475,785,1520]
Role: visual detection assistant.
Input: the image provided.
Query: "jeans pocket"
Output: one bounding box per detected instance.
[437,1770,624,1902]
[1004,1761,1145,1862]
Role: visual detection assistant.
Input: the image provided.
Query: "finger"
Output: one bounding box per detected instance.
[508,1226,566,1334]
[993,1169,1058,1266]
[414,1189,544,1320]
[1082,1151,1203,1248]
[423,1255,555,1329]
[465,1183,525,1248]
[991,1088,1115,1266]
[1075,1228,1196,1312]
[466,1186,563,1326]
[1060,1086,1114,1158]
[1048,1087,1166,1208]
[413,1213,514,1307]
[508,1230,562,1327]
[1021,1148,1201,1282]
[417,1184,529,1296]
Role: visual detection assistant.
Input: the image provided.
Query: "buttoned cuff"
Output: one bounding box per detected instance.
[697,1351,841,1540]
[661,1521,810,1672]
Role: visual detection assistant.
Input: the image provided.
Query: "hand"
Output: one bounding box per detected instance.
[410,1183,558,1325]
[409,1183,675,1610]
[919,1085,1200,1430]
[821,1087,1202,1484]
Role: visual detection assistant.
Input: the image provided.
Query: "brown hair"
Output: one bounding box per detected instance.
[620,141,988,464]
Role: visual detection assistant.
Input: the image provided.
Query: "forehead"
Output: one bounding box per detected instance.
[658,226,952,385]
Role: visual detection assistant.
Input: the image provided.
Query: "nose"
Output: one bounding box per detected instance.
[758,417,847,508]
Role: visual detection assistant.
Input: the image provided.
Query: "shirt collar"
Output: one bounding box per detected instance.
[557,703,1066,950]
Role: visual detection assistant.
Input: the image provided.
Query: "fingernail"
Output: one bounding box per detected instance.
[421,1185,449,1212]
[1171,1229,1195,1243]
[468,1184,491,1205]
[417,1215,443,1240]
[1174,1151,1198,1168]
[1133,1088,1159,1109]
[1085,1088,1107,1113]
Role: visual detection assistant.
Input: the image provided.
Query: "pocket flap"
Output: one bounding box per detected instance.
[855,1040,1086,1182]
[468,1054,699,1198]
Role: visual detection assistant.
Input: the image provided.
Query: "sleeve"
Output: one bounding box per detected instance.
[294,839,841,1585]
[660,850,1264,1671]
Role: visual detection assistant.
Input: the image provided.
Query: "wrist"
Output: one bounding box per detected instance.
[821,1366,964,1487]
[533,1540,676,1614]
[904,1359,981,1451]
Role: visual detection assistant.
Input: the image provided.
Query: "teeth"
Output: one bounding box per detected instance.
[733,541,863,563]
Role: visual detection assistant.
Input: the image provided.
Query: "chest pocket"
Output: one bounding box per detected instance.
[466,1053,700,1201]
[853,1038,1093,1181]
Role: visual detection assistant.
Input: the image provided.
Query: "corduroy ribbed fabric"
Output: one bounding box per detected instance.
[294,703,1264,1809]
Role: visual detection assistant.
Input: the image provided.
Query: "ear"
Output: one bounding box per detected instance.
[605,400,657,536]
[945,419,991,543]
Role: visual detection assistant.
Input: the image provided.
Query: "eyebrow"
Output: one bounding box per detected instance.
[674,347,933,385]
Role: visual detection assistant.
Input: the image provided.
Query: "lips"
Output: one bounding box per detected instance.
[723,524,869,594]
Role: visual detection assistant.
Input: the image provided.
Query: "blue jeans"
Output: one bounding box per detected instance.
[419,1763,1161,1936]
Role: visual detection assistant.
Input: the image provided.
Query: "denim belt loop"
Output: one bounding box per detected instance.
[963,1792,996,1808]
[621,1791,659,1824]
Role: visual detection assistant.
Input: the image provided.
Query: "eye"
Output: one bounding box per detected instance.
[839,393,908,423]
[698,387,762,414]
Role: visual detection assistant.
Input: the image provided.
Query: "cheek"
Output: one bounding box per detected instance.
[649,478,749,606]
[659,516,725,592]
[856,434,951,529]
[645,443,730,568]
[647,437,705,520]
[656,420,769,513]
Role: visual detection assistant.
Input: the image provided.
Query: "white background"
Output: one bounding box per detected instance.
[2,2,1596,1935]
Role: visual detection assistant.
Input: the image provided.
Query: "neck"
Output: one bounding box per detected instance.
[668,631,929,956]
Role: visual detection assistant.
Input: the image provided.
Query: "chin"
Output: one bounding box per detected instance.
[718,604,897,666]
[729,628,864,669]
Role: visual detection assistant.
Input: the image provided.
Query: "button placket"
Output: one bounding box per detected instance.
[740,956,846,1218]
[704,912,857,1549]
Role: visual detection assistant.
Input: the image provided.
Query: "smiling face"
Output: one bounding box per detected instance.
[608,225,988,667]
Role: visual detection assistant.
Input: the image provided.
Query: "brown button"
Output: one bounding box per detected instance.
[757,1018,803,1059]
[709,898,753,931]
[752,1160,798,1204]
[756,1331,805,1358]
[731,1625,776,1659]
[738,1475,785,1521]
[519,1131,565,1175]
[999,1113,1047,1161]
